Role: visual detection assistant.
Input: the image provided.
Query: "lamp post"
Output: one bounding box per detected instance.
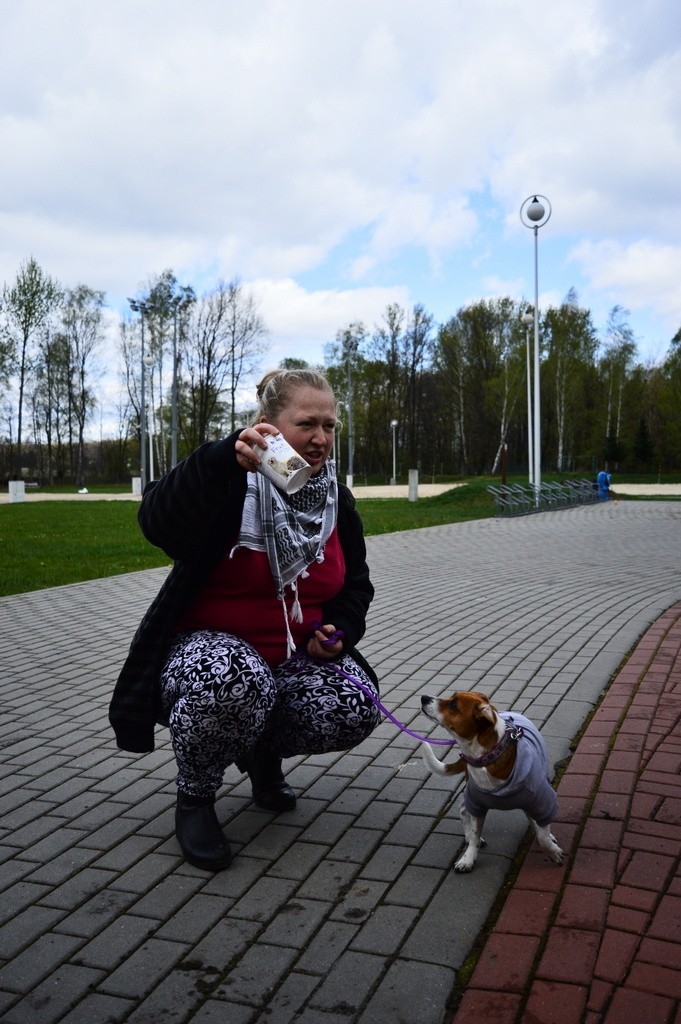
[521,310,535,485]
[345,337,359,488]
[129,298,151,489]
[390,419,398,485]
[143,353,155,481]
[520,194,551,494]
[170,295,181,468]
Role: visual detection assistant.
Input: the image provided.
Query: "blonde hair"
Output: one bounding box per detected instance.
[255,368,336,421]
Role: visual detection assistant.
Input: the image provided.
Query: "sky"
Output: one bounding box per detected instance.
[1,0,680,432]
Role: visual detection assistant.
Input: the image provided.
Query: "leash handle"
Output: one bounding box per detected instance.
[310,620,346,648]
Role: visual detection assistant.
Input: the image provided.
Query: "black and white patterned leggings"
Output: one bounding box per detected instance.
[158,629,380,797]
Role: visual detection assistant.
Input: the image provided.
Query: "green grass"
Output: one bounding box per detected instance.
[1,482,495,597]
[357,478,493,535]
[0,502,171,597]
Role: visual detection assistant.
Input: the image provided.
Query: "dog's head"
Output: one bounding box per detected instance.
[421,690,499,743]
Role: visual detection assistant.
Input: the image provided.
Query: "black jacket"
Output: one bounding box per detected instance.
[109,432,376,753]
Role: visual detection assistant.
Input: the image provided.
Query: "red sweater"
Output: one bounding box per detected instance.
[173,528,346,667]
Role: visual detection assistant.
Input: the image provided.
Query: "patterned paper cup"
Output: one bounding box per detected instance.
[254,433,313,494]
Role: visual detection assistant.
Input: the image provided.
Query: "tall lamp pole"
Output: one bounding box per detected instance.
[345,337,359,488]
[390,419,398,485]
[521,310,535,485]
[520,195,551,494]
[129,298,151,490]
[170,296,181,468]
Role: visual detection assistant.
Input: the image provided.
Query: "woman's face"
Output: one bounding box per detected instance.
[269,385,337,475]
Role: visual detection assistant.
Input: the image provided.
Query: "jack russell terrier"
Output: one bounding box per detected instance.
[420,690,563,873]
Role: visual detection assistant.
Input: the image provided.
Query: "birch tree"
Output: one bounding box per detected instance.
[1,257,62,475]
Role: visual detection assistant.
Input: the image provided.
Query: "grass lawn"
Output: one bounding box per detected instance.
[0,501,171,596]
[0,480,495,597]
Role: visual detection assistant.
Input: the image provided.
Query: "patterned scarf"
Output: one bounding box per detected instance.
[233,461,338,655]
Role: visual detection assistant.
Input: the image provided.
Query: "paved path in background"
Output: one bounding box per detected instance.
[1,481,679,504]
[0,482,461,503]
[1,501,680,1023]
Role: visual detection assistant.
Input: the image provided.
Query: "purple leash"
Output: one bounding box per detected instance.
[307,626,457,747]
[330,665,457,746]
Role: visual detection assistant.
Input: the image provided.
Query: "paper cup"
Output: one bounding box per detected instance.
[254,433,312,494]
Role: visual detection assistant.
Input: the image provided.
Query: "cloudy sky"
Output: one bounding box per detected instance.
[1,0,680,425]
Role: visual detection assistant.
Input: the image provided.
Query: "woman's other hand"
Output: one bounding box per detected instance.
[307,623,344,660]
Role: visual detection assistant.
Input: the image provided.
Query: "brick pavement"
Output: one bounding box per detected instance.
[1,500,680,1023]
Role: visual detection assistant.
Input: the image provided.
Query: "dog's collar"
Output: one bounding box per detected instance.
[459,724,524,768]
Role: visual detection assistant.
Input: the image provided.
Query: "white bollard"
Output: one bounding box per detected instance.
[408,469,418,502]
[9,481,26,503]
[131,477,142,497]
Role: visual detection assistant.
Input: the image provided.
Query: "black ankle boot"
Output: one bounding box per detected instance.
[237,745,296,812]
[175,792,232,871]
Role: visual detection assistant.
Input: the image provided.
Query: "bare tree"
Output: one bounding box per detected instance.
[181,279,268,447]
[1,257,62,475]
[601,305,637,448]
[61,285,105,485]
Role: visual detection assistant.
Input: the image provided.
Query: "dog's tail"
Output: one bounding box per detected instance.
[420,742,466,776]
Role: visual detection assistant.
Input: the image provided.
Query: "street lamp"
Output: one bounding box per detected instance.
[129,298,151,489]
[170,295,181,468]
[390,419,398,485]
[521,310,535,485]
[143,353,155,481]
[345,337,359,488]
[520,194,551,494]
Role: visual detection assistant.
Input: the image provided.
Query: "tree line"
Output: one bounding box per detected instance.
[1,256,680,485]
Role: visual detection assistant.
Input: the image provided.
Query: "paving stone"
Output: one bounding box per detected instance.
[308,949,385,1013]
[107,852,179,893]
[71,914,157,969]
[327,826,382,863]
[155,892,232,943]
[187,998,257,1023]
[349,903,420,955]
[0,880,52,925]
[98,937,189,999]
[329,877,389,925]
[295,859,358,902]
[52,992,136,1024]
[295,920,360,974]
[259,897,331,948]
[357,958,456,1024]
[0,930,85,992]
[1,964,105,1024]
[0,905,67,959]
[256,971,320,1024]
[52,888,139,938]
[37,867,117,910]
[228,875,300,925]
[211,942,299,1006]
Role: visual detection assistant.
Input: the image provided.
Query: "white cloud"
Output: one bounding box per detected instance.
[569,238,681,329]
[0,0,679,382]
[250,277,412,365]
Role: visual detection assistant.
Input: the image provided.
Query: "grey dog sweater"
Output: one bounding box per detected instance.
[463,712,558,826]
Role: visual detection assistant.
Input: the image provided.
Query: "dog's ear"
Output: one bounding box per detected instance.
[477,703,496,726]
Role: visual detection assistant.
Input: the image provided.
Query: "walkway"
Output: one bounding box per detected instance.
[0,500,680,1023]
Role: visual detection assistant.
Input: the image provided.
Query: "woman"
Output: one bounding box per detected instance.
[109,368,379,871]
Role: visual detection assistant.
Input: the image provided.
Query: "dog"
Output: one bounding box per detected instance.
[420,690,563,873]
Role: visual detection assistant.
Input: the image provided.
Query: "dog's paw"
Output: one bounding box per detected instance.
[453,846,477,872]
[543,835,563,864]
